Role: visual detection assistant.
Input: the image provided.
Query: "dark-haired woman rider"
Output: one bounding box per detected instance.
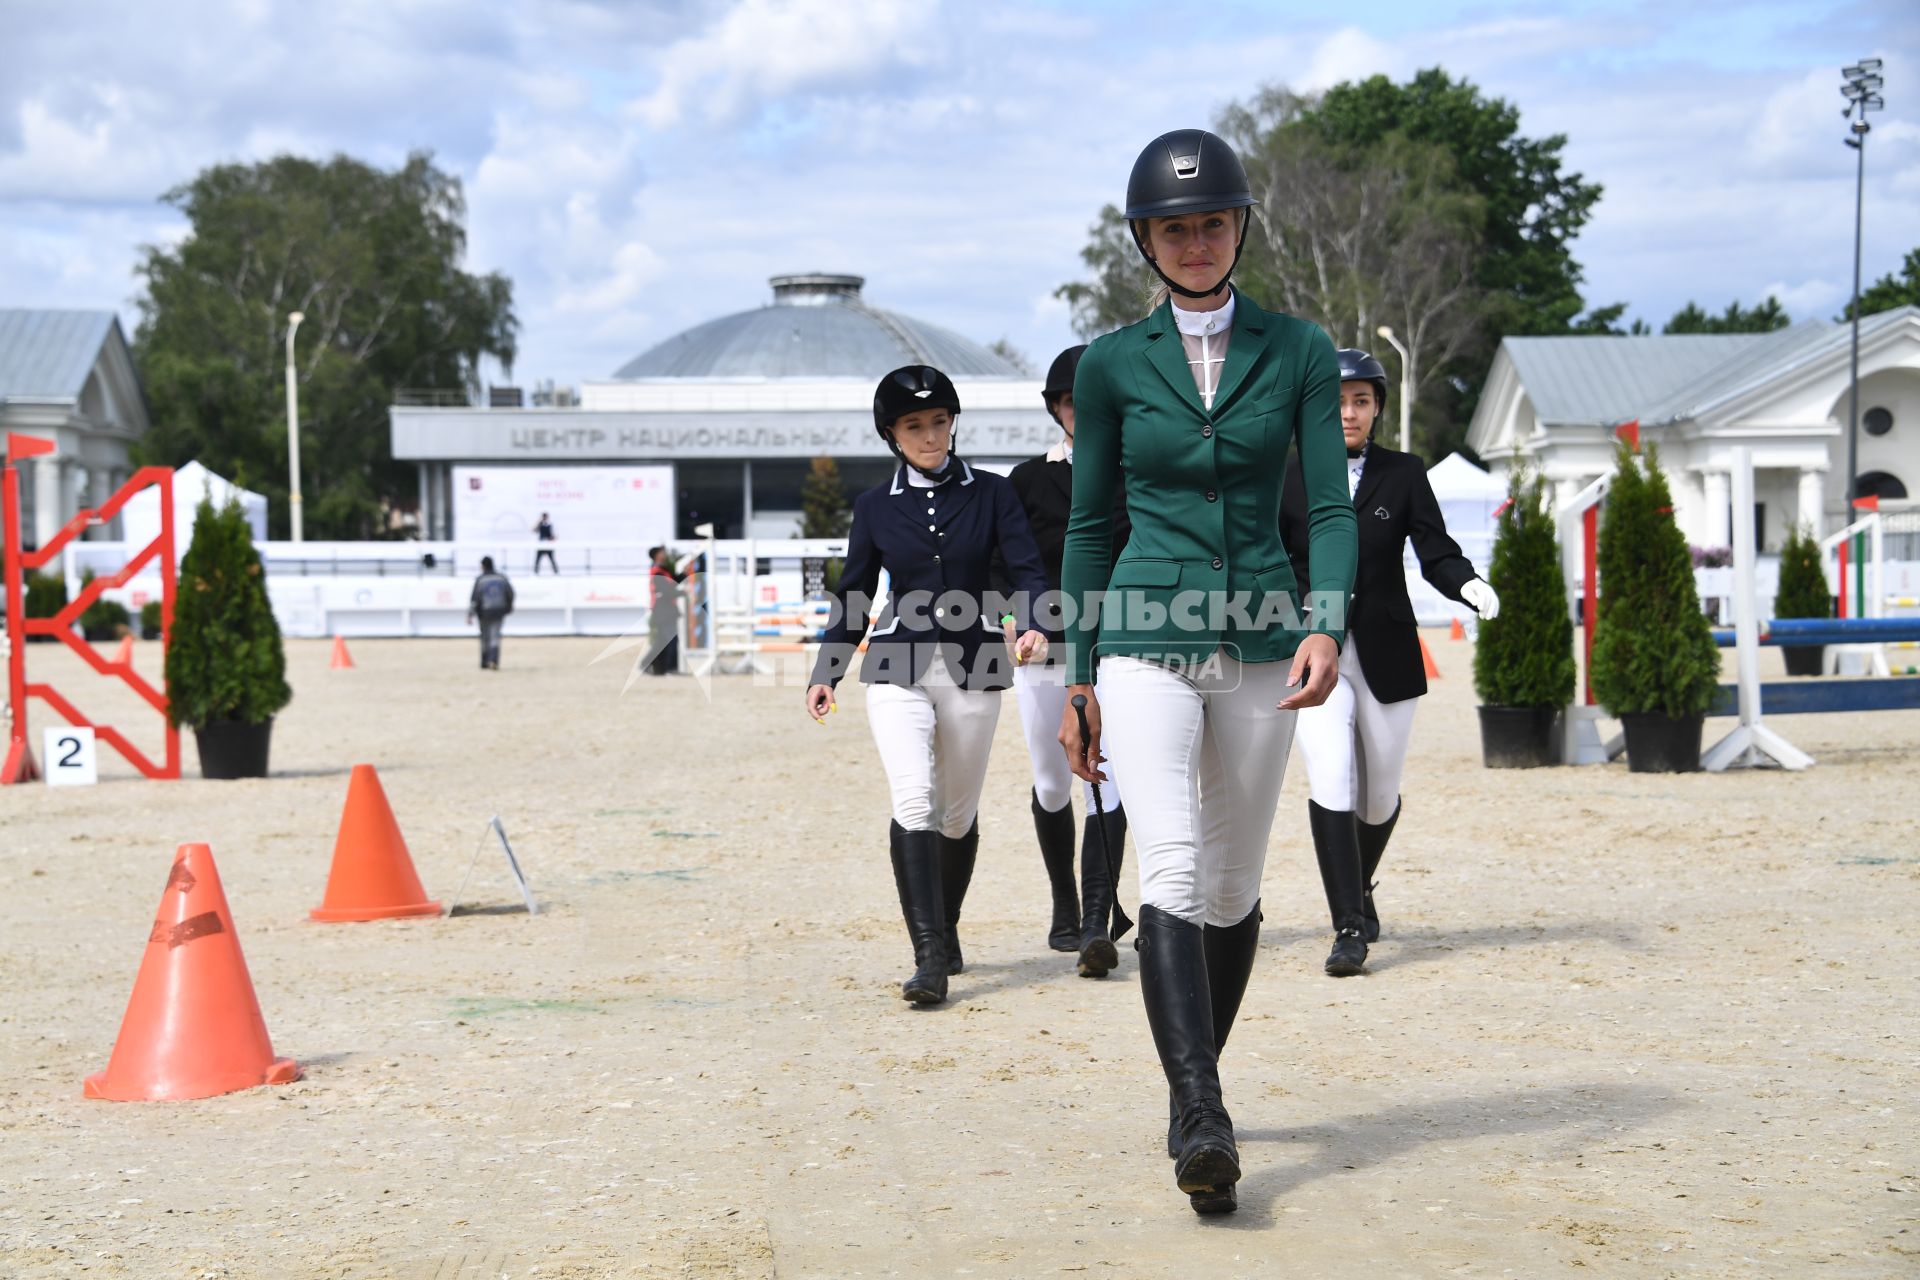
[1281,348,1499,976]
[1002,343,1134,978]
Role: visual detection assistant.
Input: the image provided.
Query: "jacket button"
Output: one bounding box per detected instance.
[928,524,936,531]
[934,554,941,562]
[1205,490,1217,502]
[1201,425,1214,438]
[927,507,935,515]
[1211,557,1223,570]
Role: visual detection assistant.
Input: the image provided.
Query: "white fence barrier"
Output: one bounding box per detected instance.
[33,535,1920,644]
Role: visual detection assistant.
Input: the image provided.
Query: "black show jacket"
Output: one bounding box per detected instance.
[991,446,1132,656]
[811,460,1051,692]
[1279,444,1479,704]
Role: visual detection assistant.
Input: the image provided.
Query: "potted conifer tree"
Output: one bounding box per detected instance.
[1474,470,1576,766]
[1774,524,1832,676]
[165,498,292,779]
[1589,441,1723,772]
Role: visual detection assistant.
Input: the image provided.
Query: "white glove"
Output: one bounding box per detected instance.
[1462,578,1500,620]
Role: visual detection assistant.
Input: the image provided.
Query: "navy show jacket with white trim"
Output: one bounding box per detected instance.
[810,459,1052,692]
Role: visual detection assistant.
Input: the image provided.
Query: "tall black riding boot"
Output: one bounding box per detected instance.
[1135,905,1240,1214]
[887,822,949,1004]
[1309,801,1370,977]
[1032,790,1080,952]
[1077,804,1128,977]
[1168,901,1263,1172]
[1356,800,1400,943]
[940,818,978,975]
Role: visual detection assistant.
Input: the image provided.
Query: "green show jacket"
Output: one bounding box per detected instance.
[1060,291,1358,685]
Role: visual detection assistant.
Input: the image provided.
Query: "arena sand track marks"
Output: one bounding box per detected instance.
[0,636,1914,1277]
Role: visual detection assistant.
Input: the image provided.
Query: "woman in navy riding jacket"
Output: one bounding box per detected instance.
[806,365,1051,1007]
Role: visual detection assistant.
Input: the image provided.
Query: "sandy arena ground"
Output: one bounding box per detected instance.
[1,632,1916,1278]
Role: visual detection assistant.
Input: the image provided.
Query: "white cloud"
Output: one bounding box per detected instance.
[1298,27,1403,93]
[554,241,663,314]
[2,0,1916,387]
[633,0,931,129]
[1763,278,1845,317]
[1748,65,1847,173]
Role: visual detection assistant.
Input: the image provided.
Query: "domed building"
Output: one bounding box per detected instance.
[613,273,1022,380]
[393,274,1053,543]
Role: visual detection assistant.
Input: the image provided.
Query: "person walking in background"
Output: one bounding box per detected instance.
[646,545,685,675]
[1280,347,1499,977]
[1000,343,1135,978]
[468,555,515,670]
[533,512,558,574]
[1059,128,1357,1215]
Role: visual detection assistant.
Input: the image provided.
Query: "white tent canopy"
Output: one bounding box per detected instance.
[1426,452,1506,547]
[119,461,269,550]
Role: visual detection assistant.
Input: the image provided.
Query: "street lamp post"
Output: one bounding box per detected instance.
[284,311,305,543]
[1841,58,1885,509]
[1374,325,1412,453]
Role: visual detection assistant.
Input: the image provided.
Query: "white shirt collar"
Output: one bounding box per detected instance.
[1172,292,1235,337]
[893,457,973,493]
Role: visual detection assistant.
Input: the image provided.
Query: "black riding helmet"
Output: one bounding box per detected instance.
[1042,344,1087,423]
[1124,129,1257,301]
[874,365,963,478]
[1336,348,1389,419]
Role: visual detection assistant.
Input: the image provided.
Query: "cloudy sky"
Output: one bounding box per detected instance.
[2,0,1915,388]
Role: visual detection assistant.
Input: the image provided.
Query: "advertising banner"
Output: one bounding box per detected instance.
[451,465,676,546]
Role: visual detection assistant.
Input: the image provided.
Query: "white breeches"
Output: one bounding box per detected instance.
[1095,653,1298,927]
[865,648,1002,838]
[1013,662,1121,814]
[1293,635,1418,824]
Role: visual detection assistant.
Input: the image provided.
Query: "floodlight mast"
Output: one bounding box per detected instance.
[1840,57,1885,509]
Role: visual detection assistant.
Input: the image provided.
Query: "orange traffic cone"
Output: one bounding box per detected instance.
[1449,617,1466,642]
[1420,635,1442,679]
[311,764,443,921]
[329,636,355,669]
[85,843,300,1101]
[111,634,135,664]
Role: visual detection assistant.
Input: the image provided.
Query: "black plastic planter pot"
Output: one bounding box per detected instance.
[1477,705,1558,768]
[1620,712,1703,773]
[1782,646,1825,677]
[194,718,274,780]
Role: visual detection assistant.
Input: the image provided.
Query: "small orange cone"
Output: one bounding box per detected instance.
[329,636,355,669]
[1420,635,1442,679]
[1449,617,1466,642]
[311,764,443,921]
[112,634,135,664]
[85,843,300,1101]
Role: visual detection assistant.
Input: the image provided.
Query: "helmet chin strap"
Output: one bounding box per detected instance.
[1130,214,1252,301]
[1346,412,1381,458]
[887,426,962,481]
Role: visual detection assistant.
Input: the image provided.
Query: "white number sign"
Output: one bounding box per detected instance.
[44,726,99,787]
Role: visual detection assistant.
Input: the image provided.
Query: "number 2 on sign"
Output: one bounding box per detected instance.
[43,726,99,787]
